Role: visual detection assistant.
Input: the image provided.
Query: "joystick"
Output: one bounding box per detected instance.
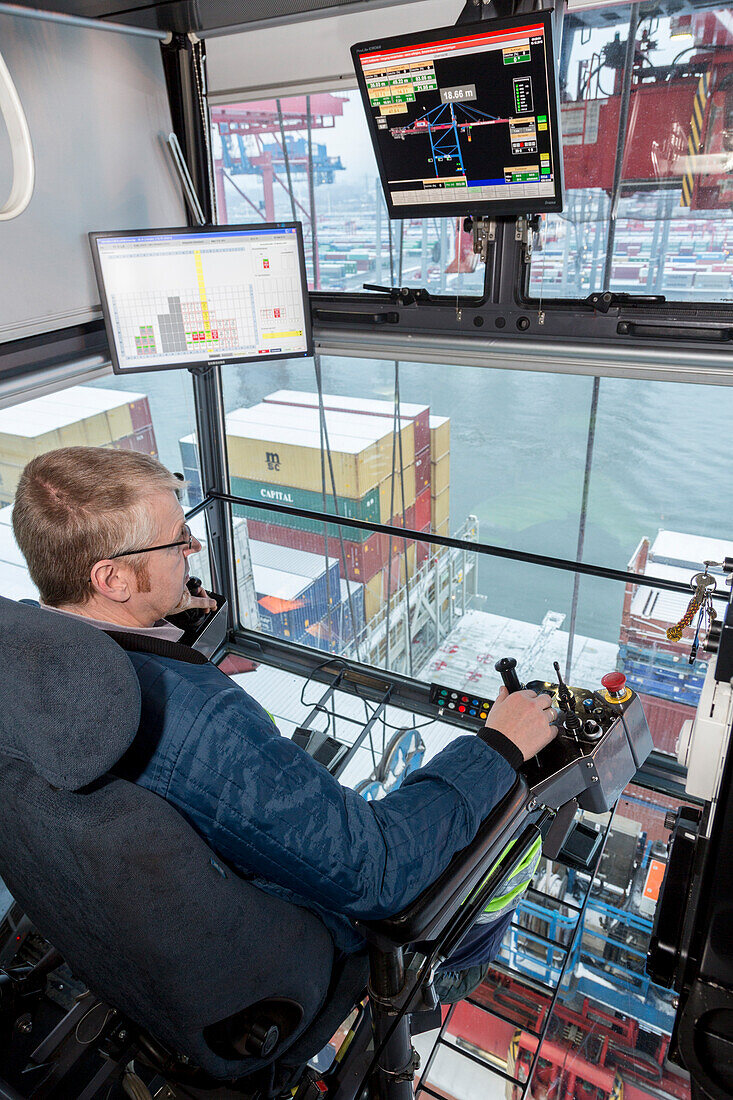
[495,657,523,694]
[431,657,653,814]
[553,661,575,712]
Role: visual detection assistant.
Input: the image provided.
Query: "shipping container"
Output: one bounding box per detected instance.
[226,420,385,498]
[431,487,450,530]
[431,454,450,495]
[254,565,322,640]
[338,578,365,636]
[383,544,417,590]
[232,517,255,580]
[129,396,154,433]
[245,519,388,584]
[364,572,384,621]
[416,524,432,566]
[385,502,413,530]
[415,447,431,494]
[120,427,156,456]
[179,435,199,469]
[0,387,156,504]
[429,415,450,462]
[228,403,415,479]
[378,465,416,518]
[636,692,694,756]
[249,539,340,620]
[231,475,379,543]
[0,423,62,461]
[105,403,135,441]
[414,487,431,531]
[183,466,203,507]
[305,579,366,651]
[435,518,450,556]
[264,389,430,456]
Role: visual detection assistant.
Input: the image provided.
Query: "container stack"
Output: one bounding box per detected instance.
[429,415,450,556]
[249,539,345,643]
[619,530,733,748]
[179,392,450,641]
[0,386,157,506]
[259,391,437,606]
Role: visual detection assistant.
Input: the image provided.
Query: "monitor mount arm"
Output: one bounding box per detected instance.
[456,0,563,270]
[457,0,552,24]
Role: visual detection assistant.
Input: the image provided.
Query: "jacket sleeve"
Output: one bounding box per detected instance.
[164,676,518,920]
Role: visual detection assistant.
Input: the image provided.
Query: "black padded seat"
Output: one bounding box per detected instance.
[0,597,366,1081]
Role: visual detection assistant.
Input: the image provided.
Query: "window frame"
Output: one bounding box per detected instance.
[202,1,733,361]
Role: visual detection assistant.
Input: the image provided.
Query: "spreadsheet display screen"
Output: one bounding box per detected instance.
[352,13,563,219]
[90,224,312,374]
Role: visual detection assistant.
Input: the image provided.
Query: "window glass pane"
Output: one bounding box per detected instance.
[215,357,732,755]
[565,374,733,749]
[529,1,733,302]
[219,357,587,669]
[0,371,199,601]
[211,91,485,296]
[414,779,694,1100]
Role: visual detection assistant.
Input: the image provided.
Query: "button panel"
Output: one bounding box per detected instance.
[430,683,491,724]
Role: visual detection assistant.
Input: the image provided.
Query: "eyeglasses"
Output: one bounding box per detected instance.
[109,524,196,559]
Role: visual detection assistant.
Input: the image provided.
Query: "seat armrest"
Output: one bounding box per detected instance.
[356,775,530,948]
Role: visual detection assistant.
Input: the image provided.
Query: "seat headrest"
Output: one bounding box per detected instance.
[0,597,141,790]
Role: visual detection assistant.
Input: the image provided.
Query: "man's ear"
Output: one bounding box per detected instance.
[89,560,132,603]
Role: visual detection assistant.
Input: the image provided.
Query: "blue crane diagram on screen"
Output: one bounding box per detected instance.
[390,99,508,180]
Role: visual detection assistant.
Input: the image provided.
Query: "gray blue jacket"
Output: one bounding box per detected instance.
[115,648,517,953]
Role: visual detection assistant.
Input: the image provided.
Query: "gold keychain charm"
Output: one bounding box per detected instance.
[666,567,717,642]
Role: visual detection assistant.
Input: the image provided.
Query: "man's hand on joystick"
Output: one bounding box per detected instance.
[486,686,559,762]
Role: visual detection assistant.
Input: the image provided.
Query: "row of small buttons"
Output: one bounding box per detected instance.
[437,688,489,719]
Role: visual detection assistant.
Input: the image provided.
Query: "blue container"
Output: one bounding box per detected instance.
[254,562,325,641]
[183,465,203,507]
[249,542,340,623]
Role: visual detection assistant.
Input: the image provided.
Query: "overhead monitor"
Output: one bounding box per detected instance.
[352,12,563,219]
[89,223,313,374]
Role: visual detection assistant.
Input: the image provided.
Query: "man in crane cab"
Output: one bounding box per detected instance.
[12,447,557,1002]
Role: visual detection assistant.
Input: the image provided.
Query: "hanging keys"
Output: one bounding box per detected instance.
[688,565,719,663]
[667,564,719,644]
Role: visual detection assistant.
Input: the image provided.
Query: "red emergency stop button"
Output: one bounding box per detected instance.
[601,671,631,702]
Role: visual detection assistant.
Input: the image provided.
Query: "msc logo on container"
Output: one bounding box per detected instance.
[265,451,281,471]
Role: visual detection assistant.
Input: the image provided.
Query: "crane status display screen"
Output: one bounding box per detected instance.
[89,223,312,375]
[352,13,563,218]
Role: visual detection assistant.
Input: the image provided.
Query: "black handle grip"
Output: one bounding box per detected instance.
[495,657,522,694]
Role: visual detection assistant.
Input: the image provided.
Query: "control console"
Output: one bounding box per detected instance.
[431,657,653,813]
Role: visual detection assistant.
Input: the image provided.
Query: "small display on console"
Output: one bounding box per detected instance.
[352,12,563,219]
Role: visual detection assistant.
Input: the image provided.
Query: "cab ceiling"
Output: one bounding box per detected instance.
[4,0,432,35]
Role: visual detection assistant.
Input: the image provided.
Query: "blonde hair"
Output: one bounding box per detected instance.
[13,447,183,606]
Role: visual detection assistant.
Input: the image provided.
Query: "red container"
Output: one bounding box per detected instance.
[637,692,695,757]
[416,524,431,566]
[110,426,158,457]
[109,434,133,452]
[410,411,430,456]
[415,447,431,494]
[389,504,416,532]
[129,396,153,432]
[246,519,387,583]
[130,426,157,456]
[414,487,431,531]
